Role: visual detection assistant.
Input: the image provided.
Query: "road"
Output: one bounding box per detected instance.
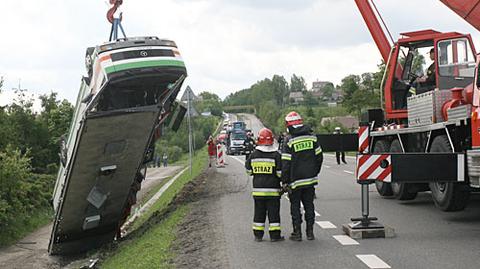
[0,166,182,269]
[212,114,480,269]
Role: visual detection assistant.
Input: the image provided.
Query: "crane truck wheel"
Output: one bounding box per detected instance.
[390,139,418,200]
[373,140,393,197]
[429,135,470,211]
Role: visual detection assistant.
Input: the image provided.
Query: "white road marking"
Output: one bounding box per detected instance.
[343,170,354,175]
[332,235,359,245]
[234,153,324,219]
[324,165,331,168]
[315,221,337,229]
[356,255,391,269]
[122,166,189,234]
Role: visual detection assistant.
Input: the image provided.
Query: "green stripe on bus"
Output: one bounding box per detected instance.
[105,60,186,73]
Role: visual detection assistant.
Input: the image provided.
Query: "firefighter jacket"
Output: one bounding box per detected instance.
[245,146,282,199]
[281,125,323,190]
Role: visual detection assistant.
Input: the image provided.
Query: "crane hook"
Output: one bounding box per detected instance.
[107,0,123,24]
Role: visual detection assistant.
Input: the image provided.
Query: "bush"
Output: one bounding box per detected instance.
[155,116,220,163]
[0,146,55,244]
[0,147,32,229]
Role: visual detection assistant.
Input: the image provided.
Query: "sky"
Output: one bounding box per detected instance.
[1,0,480,106]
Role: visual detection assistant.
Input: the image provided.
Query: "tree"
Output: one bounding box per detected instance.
[290,74,306,92]
[271,75,289,108]
[340,75,360,101]
[322,83,335,100]
[197,91,223,116]
[303,91,318,106]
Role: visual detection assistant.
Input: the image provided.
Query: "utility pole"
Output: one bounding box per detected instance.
[186,86,193,175]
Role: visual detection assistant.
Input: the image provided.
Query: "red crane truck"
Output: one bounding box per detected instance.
[354,0,480,211]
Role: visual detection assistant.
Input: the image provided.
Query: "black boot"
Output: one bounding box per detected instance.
[306,224,315,240]
[289,225,302,241]
[271,236,285,242]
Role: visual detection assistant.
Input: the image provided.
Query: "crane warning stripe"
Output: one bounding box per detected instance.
[358,126,369,153]
[357,154,391,182]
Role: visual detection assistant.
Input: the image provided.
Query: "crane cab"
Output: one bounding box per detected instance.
[384,30,476,122]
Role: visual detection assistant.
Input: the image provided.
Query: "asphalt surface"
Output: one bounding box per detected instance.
[216,114,480,269]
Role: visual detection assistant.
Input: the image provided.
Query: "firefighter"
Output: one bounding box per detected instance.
[245,128,285,242]
[412,48,436,95]
[244,131,255,160]
[334,127,347,165]
[281,111,323,241]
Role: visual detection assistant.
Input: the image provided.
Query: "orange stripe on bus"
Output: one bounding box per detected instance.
[100,55,111,62]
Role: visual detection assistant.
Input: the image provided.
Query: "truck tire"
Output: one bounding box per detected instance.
[373,140,393,197]
[390,139,418,200]
[429,135,470,211]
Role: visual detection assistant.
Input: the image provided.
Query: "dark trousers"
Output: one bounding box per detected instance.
[336,151,346,164]
[288,186,315,226]
[253,198,282,239]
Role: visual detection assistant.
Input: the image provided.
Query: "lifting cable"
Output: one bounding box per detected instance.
[371,0,394,45]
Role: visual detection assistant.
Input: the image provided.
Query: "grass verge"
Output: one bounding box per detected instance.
[100,148,208,268]
[101,205,189,269]
[0,207,52,247]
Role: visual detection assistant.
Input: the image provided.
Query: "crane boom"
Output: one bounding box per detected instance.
[354,0,392,62]
[440,0,480,31]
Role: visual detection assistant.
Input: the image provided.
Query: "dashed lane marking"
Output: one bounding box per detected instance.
[343,170,354,175]
[324,165,331,168]
[315,221,336,229]
[333,235,359,245]
[234,156,324,221]
[356,255,391,269]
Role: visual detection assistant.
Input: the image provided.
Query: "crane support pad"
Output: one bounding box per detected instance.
[317,134,358,152]
[356,153,465,183]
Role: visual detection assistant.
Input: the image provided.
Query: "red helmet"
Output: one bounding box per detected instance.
[257,128,274,146]
[285,111,303,127]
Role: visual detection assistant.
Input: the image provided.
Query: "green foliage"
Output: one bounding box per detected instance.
[0,147,55,246]
[0,91,73,173]
[196,92,223,116]
[290,74,306,92]
[321,83,335,99]
[155,115,219,163]
[341,65,383,116]
[0,89,71,246]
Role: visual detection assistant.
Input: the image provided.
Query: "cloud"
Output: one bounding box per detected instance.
[1,0,480,103]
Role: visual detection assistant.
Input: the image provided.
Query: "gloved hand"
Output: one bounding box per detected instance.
[281,183,291,195]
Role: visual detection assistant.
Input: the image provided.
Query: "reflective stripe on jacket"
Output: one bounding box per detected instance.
[245,149,282,198]
[281,125,323,190]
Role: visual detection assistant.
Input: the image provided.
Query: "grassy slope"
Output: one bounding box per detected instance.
[0,208,52,247]
[101,148,208,269]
